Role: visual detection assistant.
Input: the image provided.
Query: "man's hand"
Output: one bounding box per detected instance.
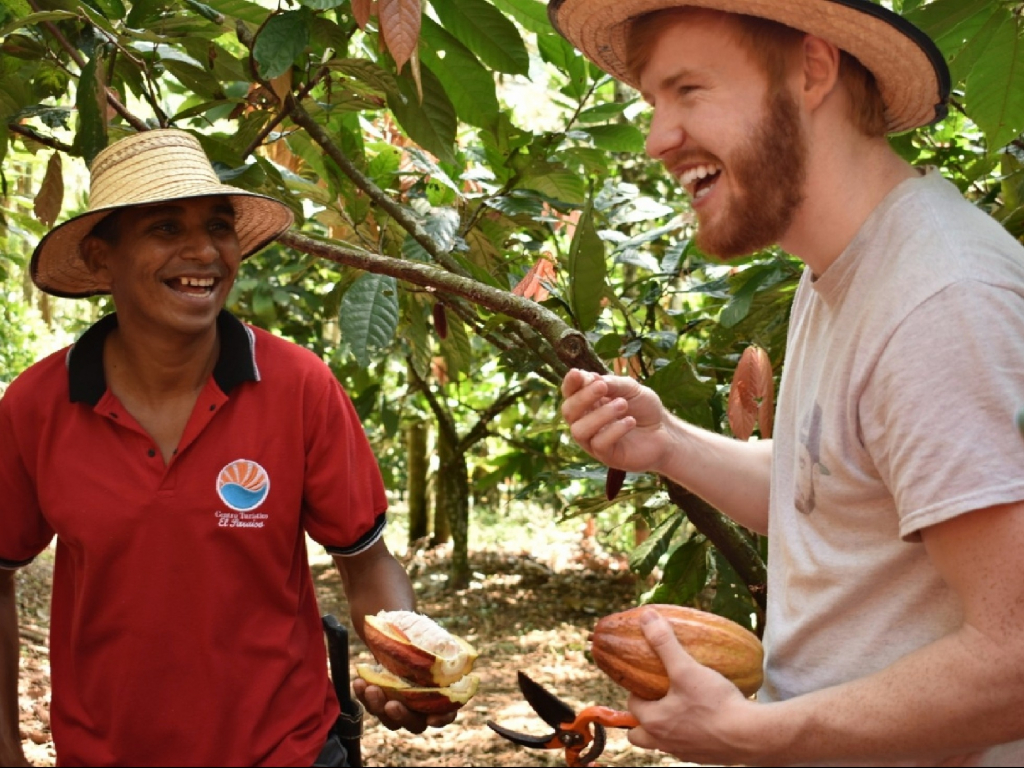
[352,677,458,734]
[560,370,673,474]
[626,608,757,765]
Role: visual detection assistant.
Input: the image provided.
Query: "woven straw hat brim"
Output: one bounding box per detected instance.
[548,0,950,134]
[31,192,294,299]
[30,128,295,299]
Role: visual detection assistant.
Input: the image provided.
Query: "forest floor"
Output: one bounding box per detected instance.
[14,520,696,767]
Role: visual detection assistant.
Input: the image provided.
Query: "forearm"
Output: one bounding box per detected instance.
[333,545,415,642]
[747,626,1024,765]
[0,569,25,764]
[657,416,772,534]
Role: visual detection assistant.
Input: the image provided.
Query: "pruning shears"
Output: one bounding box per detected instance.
[487,671,640,767]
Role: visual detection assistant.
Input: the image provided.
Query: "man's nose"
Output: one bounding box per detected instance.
[182,228,219,261]
[645,108,687,160]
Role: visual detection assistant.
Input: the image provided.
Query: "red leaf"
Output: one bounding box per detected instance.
[727,380,757,441]
[352,0,374,29]
[729,346,775,440]
[512,257,556,301]
[379,0,421,73]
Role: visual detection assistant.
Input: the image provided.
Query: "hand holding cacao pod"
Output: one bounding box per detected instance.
[357,610,480,714]
[590,604,764,699]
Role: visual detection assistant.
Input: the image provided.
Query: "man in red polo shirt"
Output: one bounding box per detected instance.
[0,130,451,766]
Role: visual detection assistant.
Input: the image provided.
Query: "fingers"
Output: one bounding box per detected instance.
[637,607,697,674]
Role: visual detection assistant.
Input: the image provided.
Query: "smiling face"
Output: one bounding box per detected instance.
[635,10,808,259]
[82,196,242,339]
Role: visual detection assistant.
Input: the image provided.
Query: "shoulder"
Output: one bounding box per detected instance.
[2,346,72,408]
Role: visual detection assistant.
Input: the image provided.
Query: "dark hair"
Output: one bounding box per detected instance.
[626,8,887,137]
[87,210,124,245]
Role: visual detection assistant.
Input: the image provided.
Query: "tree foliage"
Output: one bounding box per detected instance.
[1,0,1023,627]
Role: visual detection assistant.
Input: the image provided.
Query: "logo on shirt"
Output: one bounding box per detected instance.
[216,459,270,512]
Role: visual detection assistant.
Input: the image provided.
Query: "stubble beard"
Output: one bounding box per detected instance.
[695,87,808,259]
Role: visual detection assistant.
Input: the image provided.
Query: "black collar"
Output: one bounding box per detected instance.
[68,311,258,405]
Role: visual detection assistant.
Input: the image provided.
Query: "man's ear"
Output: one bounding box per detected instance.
[80,236,111,281]
[800,34,841,115]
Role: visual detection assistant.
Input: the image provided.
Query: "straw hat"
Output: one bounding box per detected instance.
[547,0,950,134]
[30,129,295,298]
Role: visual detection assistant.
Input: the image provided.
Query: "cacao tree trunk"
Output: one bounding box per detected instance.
[431,428,453,548]
[406,421,429,546]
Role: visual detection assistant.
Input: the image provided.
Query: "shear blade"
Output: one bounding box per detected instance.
[486,720,556,748]
[516,671,578,729]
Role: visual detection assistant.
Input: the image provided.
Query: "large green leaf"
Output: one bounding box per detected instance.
[200,0,268,24]
[519,167,586,205]
[428,0,530,76]
[387,64,458,164]
[646,357,716,430]
[490,0,549,35]
[73,55,108,166]
[709,548,758,630]
[0,10,76,37]
[253,9,311,80]
[582,124,646,154]
[904,0,994,50]
[966,14,1024,152]
[440,310,473,381]
[420,16,499,131]
[628,512,683,578]
[646,535,710,606]
[340,273,401,367]
[536,31,587,100]
[567,194,606,331]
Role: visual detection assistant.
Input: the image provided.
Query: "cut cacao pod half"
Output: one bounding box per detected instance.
[590,604,764,699]
[364,610,478,687]
[356,663,479,715]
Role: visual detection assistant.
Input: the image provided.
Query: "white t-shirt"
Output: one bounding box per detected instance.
[762,168,1024,765]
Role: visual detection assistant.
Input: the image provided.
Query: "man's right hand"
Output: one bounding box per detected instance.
[560,369,673,475]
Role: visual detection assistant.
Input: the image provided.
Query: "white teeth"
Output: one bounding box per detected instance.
[178,277,215,287]
[678,163,722,192]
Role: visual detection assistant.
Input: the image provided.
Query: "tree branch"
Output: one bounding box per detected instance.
[9,124,74,154]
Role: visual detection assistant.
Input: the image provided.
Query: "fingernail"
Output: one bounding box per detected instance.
[639,607,659,626]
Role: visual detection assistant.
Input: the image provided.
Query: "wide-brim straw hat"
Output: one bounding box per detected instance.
[547,0,951,134]
[31,129,295,299]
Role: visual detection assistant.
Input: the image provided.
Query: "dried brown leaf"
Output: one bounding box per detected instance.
[379,0,421,73]
[33,153,64,228]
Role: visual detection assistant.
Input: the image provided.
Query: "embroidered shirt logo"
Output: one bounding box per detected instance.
[216,459,270,512]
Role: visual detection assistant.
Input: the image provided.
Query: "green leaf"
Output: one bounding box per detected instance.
[628,513,683,578]
[339,273,401,367]
[199,0,268,24]
[519,167,587,205]
[0,0,32,17]
[710,549,758,631]
[252,284,277,324]
[405,298,433,381]
[646,357,716,430]
[440,310,473,381]
[387,63,458,165]
[0,10,76,37]
[420,16,499,131]
[965,14,1024,152]
[904,0,994,50]
[73,55,108,166]
[944,4,1007,85]
[162,59,224,99]
[577,102,631,124]
[646,535,710,606]
[490,0,549,34]
[327,58,398,97]
[567,193,606,332]
[253,8,311,80]
[428,0,530,75]
[298,0,345,8]
[720,265,775,328]
[582,124,646,154]
[537,32,587,100]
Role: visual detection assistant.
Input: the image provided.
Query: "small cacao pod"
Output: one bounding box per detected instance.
[605,468,626,501]
[363,610,478,688]
[433,303,448,340]
[356,663,479,715]
[590,604,763,699]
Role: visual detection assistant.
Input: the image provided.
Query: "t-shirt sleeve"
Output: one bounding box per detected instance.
[0,390,55,568]
[300,372,388,555]
[864,280,1024,540]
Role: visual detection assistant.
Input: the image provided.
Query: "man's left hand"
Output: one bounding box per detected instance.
[352,677,458,734]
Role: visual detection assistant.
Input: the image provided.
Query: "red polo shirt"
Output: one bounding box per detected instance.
[0,312,388,767]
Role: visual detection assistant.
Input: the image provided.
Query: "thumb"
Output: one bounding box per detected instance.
[638,607,699,678]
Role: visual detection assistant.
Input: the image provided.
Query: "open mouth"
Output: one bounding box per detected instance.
[167,276,217,298]
[679,163,723,202]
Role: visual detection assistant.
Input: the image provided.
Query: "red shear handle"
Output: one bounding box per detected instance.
[568,705,640,732]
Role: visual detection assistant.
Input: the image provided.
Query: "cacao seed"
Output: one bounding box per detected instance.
[590,604,763,699]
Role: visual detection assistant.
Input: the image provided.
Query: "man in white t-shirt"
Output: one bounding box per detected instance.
[551,0,1024,765]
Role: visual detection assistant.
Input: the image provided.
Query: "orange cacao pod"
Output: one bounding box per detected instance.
[590,604,764,699]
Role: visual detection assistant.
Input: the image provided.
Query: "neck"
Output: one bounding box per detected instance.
[779,126,919,277]
[105,320,220,403]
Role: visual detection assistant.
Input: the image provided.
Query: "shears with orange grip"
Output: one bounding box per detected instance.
[487,671,640,767]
